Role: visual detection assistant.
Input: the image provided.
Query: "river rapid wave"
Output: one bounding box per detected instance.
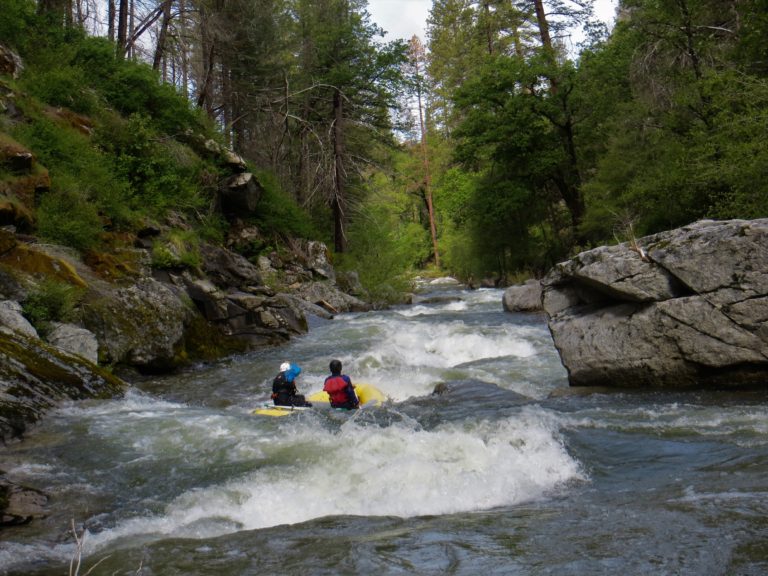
[2,279,767,575]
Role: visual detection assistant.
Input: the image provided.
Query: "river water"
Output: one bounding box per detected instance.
[2,279,768,575]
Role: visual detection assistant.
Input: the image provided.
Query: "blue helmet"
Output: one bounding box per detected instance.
[285,363,301,382]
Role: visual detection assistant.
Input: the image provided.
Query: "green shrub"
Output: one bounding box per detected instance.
[249,170,318,240]
[37,185,103,251]
[23,65,100,115]
[23,278,84,332]
[94,113,209,218]
[340,207,414,305]
[0,0,37,53]
[99,63,203,135]
[151,229,201,270]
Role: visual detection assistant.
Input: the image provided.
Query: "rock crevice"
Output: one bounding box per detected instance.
[543,219,768,388]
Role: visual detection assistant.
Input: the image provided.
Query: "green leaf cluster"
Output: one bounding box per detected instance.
[419,0,768,281]
[22,278,84,333]
[1,5,224,254]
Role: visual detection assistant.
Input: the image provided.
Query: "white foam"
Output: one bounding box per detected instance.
[396,300,469,317]
[342,317,538,401]
[81,407,582,552]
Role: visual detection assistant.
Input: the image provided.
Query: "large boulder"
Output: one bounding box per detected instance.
[80,278,195,370]
[180,274,308,347]
[0,477,47,526]
[542,219,768,389]
[503,279,543,312]
[198,242,262,288]
[218,172,262,217]
[294,281,371,314]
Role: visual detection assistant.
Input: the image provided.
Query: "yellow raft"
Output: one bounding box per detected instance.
[252,383,386,417]
[307,382,387,407]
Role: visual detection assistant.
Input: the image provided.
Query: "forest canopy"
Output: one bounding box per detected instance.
[1,0,767,287]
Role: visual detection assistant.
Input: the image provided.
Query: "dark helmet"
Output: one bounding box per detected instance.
[329,359,342,374]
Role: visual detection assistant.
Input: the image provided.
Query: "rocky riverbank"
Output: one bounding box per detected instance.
[541,219,768,389]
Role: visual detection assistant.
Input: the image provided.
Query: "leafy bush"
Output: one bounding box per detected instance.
[23,278,84,332]
[98,62,204,135]
[151,229,201,270]
[249,170,318,241]
[95,113,209,218]
[11,112,134,241]
[23,65,100,115]
[0,0,37,53]
[36,185,103,251]
[340,205,415,305]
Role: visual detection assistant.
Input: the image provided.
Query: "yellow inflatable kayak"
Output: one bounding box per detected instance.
[253,383,386,417]
[252,404,312,417]
[307,382,387,407]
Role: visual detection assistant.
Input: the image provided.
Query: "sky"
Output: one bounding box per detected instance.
[368,0,619,42]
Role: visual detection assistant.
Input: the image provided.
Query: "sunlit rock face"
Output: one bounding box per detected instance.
[542,219,768,389]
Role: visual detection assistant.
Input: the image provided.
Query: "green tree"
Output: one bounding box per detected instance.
[580,0,768,238]
[286,0,406,253]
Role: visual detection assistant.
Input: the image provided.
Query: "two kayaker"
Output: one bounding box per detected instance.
[272,359,359,409]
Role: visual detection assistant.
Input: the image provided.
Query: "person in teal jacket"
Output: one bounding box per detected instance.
[272,362,311,407]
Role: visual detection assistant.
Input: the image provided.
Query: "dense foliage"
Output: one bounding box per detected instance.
[1,0,767,290]
[424,0,768,278]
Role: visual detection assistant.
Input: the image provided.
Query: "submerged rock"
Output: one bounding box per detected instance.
[0,477,47,526]
[542,219,768,389]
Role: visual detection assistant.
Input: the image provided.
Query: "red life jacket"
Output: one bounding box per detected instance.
[323,375,355,407]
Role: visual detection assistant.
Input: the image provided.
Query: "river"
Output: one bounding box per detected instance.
[2,278,768,575]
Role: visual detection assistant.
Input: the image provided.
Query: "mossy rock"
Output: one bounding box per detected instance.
[183,314,248,362]
[83,248,144,281]
[0,132,33,174]
[0,243,87,288]
[0,329,125,441]
[42,106,94,136]
[0,196,33,232]
[0,227,16,254]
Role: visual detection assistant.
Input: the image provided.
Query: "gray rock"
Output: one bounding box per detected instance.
[46,322,99,364]
[295,281,371,313]
[543,219,768,389]
[81,278,193,369]
[0,44,23,79]
[0,330,124,441]
[219,172,263,217]
[305,241,335,281]
[199,242,262,288]
[0,300,37,338]
[336,270,364,296]
[0,478,47,526]
[502,280,543,312]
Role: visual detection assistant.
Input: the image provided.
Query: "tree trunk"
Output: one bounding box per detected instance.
[332,88,347,253]
[409,35,440,267]
[179,0,188,98]
[152,0,173,71]
[107,0,115,41]
[196,9,217,116]
[128,0,135,58]
[532,0,558,93]
[116,0,129,58]
[418,87,440,268]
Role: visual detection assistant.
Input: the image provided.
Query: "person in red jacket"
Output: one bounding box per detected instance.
[323,359,360,409]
